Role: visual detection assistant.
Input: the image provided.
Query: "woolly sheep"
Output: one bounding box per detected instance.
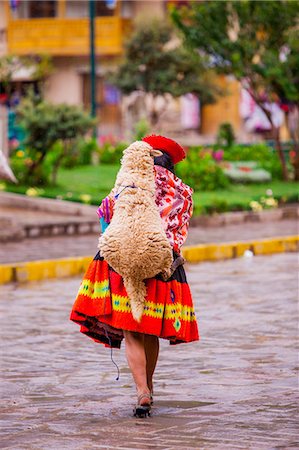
[98,140,173,322]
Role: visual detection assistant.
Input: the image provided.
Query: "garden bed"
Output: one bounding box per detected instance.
[2,164,298,216]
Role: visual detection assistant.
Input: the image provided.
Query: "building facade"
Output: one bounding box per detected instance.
[2,0,286,143]
[1,0,243,140]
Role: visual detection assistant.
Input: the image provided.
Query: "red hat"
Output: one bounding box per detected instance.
[142,134,186,164]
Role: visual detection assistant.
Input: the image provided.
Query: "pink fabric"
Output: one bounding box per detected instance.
[97,196,112,223]
[97,166,193,253]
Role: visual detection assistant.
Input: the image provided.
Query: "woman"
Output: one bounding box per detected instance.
[70,134,199,417]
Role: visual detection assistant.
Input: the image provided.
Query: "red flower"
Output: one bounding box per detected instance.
[239,166,252,172]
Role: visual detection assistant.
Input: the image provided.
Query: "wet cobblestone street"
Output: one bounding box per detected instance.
[0,218,297,264]
[1,253,298,449]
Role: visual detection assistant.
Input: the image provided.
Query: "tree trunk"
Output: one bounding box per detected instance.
[51,142,69,185]
[293,155,299,181]
[259,105,288,181]
[286,106,299,181]
[148,95,169,127]
[27,152,46,179]
[273,126,289,181]
[51,156,63,185]
[290,130,299,181]
[246,88,289,181]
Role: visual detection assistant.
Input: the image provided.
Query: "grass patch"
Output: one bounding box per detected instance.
[3,164,120,205]
[3,164,298,215]
[193,181,298,214]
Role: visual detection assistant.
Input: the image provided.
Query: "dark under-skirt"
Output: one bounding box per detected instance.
[70,251,200,348]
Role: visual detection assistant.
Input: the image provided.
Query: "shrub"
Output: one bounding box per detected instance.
[216,123,235,147]
[176,149,230,191]
[14,94,95,185]
[62,138,98,168]
[223,143,270,161]
[10,147,51,186]
[223,143,283,179]
[133,118,150,141]
[99,141,127,164]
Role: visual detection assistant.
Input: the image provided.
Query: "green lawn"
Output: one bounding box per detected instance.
[57,164,120,200]
[3,164,120,205]
[3,164,298,215]
[192,181,298,214]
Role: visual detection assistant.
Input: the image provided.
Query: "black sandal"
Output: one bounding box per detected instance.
[133,393,151,418]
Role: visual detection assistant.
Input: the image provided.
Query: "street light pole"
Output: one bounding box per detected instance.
[89,0,97,132]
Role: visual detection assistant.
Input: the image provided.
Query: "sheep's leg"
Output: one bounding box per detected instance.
[123,278,147,322]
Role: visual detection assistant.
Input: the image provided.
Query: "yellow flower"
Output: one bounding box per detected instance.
[79,194,91,204]
[16,150,24,158]
[264,198,278,208]
[26,187,39,197]
[260,195,278,208]
[0,182,6,191]
[250,201,263,212]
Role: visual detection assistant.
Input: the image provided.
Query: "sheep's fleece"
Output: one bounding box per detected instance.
[98,141,173,322]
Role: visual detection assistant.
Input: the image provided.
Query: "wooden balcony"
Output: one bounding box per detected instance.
[7,17,131,56]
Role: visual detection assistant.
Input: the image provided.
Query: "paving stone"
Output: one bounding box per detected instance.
[0,253,298,449]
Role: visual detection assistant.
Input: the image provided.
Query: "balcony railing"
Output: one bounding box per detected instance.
[7,17,131,56]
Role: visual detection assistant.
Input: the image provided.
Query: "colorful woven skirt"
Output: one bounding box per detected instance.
[70,251,199,348]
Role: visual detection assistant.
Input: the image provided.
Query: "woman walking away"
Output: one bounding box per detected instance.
[70,134,200,417]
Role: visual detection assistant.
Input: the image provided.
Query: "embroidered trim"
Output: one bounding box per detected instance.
[78,279,110,298]
[111,293,196,321]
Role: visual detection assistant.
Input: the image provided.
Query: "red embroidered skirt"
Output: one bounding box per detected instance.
[70,251,199,348]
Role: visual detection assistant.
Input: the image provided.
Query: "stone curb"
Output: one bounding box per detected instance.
[0,235,298,285]
[0,192,96,217]
[182,235,298,262]
[190,204,299,227]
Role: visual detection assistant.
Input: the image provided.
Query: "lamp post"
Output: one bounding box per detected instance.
[89,0,97,135]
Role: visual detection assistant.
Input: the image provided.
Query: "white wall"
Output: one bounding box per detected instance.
[65,1,88,18]
[45,59,82,106]
[133,0,165,20]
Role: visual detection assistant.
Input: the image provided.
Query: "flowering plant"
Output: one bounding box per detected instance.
[249,190,278,212]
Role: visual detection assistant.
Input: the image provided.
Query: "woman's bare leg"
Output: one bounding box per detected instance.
[123,331,150,405]
[144,335,159,393]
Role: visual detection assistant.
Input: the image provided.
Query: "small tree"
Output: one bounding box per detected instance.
[172,0,299,180]
[113,19,220,126]
[16,94,95,185]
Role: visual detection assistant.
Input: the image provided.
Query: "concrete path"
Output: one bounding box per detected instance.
[1,253,298,449]
[0,219,298,264]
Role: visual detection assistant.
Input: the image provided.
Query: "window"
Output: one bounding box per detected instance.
[65,1,116,19]
[95,0,115,17]
[28,0,57,18]
[16,1,57,18]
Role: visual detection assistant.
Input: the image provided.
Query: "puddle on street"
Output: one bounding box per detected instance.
[154,400,215,409]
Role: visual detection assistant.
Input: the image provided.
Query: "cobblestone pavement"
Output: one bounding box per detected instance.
[0,219,298,264]
[1,253,298,449]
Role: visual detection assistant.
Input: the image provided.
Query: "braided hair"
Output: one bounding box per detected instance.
[154,151,175,174]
